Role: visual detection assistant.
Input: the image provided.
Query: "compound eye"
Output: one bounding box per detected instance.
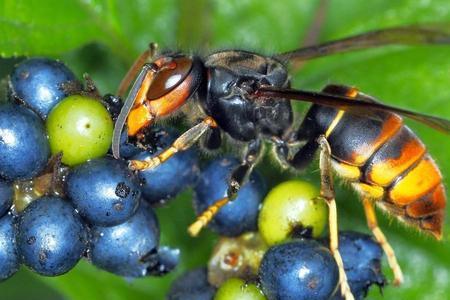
[147,57,193,100]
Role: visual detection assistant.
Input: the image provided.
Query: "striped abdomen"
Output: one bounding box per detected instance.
[304,86,446,239]
[327,110,445,239]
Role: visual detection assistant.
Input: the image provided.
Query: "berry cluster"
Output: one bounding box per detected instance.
[0,57,386,300]
[0,58,196,280]
[171,176,386,300]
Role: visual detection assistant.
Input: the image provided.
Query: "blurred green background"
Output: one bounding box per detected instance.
[1,0,449,299]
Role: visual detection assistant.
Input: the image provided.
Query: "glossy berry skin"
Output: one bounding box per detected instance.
[194,157,266,236]
[47,95,114,166]
[89,203,160,277]
[215,277,267,300]
[10,58,79,119]
[0,214,20,281]
[259,240,339,300]
[167,267,217,300]
[16,197,88,276]
[0,104,50,180]
[258,180,327,246]
[146,246,180,276]
[0,180,13,218]
[66,157,141,226]
[132,126,199,205]
[330,232,385,300]
[118,129,141,159]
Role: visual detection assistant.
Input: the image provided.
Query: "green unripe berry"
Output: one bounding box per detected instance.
[258,180,327,246]
[214,278,266,300]
[47,95,113,166]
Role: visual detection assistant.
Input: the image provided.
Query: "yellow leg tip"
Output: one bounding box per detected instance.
[341,289,355,300]
[393,273,404,286]
[391,262,404,286]
[188,197,230,237]
[188,221,203,237]
[338,272,355,300]
[128,160,146,171]
[393,279,402,286]
[129,158,161,171]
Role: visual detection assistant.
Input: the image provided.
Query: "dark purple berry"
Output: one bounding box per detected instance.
[259,239,339,300]
[167,267,216,300]
[0,104,50,180]
[193,156,266,236]
[0,214,20,281]
[117,129,141,159]
[0,180,13,218]
[132,126,199,206]
[66,157,141,226]
[89,203,160,277]
[10,58,79,119]
[330,231,385,300]
[16,196,88,276]
[142,246,180,276]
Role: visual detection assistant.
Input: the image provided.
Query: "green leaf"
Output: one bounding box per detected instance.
[208,0,318,52]
[0,0,179,93]
[0,1,102,57]
[0,0,177,62]
[1,0,450,299]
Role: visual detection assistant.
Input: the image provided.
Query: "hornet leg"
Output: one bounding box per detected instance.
[317,135,354,300]
[362,197,404,286]
[188,139,262,236]
[129,117,217,171]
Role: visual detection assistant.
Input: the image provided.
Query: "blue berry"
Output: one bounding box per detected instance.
[143,245,180,276]
[89,202,160,277]
[167,267,217,300]
[330,232,385,300]
[259,239,339,300]
[132,126,199,205]
[66,157,141,226]
[0,214,20,281]
[117,129,141,159]
[16,196,88,276]
[10,58,79,119]
[0,104,50,180]
[193,156,266,236]
[0,180,13,217]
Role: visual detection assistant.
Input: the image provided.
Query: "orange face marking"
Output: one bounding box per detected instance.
[127,105,154,136]
[367,136,426,186]
[351,114,403,166]
[126,57,196,136]
[388,156,442,206]
[145,75,193,118]
[126,70,156,136]
[406,184,446,218]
